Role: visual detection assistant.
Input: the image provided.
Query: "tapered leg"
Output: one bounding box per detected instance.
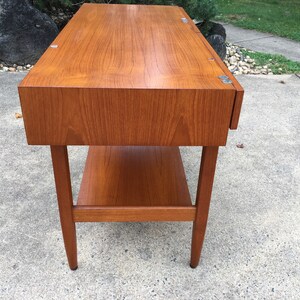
[190,146,219,268]
[51,146,78,270]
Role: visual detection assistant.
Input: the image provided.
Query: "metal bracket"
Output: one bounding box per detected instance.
[181,18,188,24]
[218,75,232,84]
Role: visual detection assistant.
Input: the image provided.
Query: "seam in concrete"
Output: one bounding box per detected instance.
[233,35,275,43]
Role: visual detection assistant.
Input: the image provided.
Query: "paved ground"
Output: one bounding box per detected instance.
[222,23,300,62]
[0,73,300,299]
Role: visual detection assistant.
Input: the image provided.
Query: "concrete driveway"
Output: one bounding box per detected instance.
[222,23,300,62]
[0,73,299,299]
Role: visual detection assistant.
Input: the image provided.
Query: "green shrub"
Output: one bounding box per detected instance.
[186,0,217,22]
[33,0,217,22]
[33,0,73,11]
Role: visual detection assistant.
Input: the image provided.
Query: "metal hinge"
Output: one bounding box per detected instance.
[218,75,232,84]
[181,18,188,24]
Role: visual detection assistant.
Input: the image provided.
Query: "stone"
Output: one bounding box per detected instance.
[209,22,226,40]
[0,0,59,65]
[8,67,16,72]
[206,34,226,60]
[229,56,237,65]
[196,21,227,60]
[196,21,226,41]
[228,65,237,72]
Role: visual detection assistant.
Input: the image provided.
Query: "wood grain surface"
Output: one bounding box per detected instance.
[50,146,78,270]
[73,206,196,222]
[18,4,241,146]
[19,4,234,90]
[179,8,244,129]
[19,87,235,145]
[77,146,192,206]
[190,146,219,268]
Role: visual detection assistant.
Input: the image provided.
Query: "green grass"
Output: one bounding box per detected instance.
[242,49,300,74]
[215,0,300,41]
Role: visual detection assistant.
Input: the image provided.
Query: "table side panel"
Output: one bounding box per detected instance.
[179,8,244,129]
[19,87,235,146]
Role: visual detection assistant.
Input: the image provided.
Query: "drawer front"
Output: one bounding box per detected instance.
[19,87,235,146]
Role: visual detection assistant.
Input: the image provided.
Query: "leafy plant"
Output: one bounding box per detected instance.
[186,0,217,22]
[33,0,74,11]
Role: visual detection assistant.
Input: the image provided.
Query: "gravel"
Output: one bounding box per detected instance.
[0,63,33,72]
[224,43,274,75]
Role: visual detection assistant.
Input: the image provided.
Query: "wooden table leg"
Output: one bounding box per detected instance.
[50,146,78,270]
[190,146,219,268]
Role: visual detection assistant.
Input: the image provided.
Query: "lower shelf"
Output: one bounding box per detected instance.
[73,146,195,222]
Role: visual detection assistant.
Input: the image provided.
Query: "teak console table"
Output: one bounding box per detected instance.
[18,4,244,270]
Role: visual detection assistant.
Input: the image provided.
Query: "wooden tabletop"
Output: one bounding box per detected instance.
[20,4,234,90]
